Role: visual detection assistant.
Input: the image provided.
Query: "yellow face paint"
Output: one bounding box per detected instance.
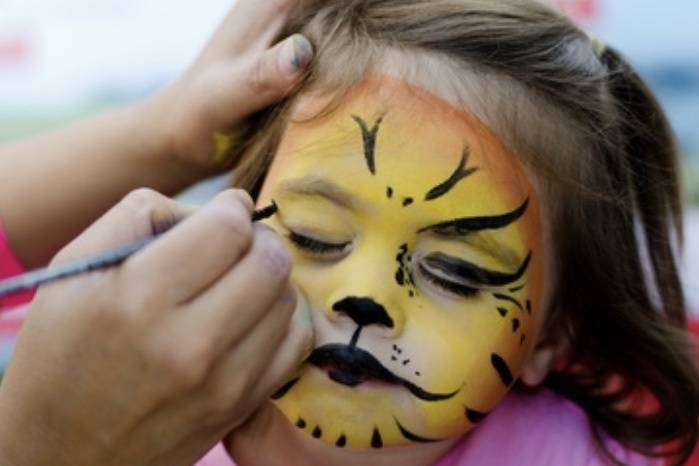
[257,75,544,449]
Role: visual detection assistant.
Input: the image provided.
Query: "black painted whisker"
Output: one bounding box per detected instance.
[494,293,524,312]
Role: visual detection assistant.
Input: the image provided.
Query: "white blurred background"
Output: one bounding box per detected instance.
[0,0,697,312]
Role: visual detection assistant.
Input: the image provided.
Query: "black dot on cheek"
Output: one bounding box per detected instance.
[296,418,306,429]
[371,428,383,448]
[512,318,520,332]
[395,269,405,286]
[402,197,414,207]
[336,434,347,448]
[409,290,415,298]
[386,187,393,199]
[312,426,322,438]
[415,371,421,376]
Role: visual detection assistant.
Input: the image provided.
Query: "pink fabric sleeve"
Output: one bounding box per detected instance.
[194,443,237,466]
[0,221,35,311]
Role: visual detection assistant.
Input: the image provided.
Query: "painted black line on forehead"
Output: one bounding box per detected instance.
[351,114,385,175]
[418,198,529,236]
[423,251,531,287]
[424,146,479,201]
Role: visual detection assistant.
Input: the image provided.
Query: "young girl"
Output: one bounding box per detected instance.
[196,0,699,465]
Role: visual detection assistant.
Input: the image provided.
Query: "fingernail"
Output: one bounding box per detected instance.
[279,34,313,76]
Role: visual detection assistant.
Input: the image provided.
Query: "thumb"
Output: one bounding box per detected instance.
[216,34,314,122]
[249,33,314,102]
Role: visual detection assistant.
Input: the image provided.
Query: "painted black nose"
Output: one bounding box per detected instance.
[332,296,394,328]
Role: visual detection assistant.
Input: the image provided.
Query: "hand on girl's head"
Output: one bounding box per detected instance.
[143,0,313,175]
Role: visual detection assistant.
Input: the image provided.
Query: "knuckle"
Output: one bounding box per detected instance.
[263,0,290,17]
[211,203,254,246]
[248,55,279,96]
[122,188,164,209]
[153,344,211,391]
[206,372,251,418]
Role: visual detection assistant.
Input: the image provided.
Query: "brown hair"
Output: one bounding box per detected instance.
[224,1,699,463]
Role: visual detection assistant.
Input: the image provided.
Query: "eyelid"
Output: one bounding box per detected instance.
[422,252,529,287]
[417,262,479,298]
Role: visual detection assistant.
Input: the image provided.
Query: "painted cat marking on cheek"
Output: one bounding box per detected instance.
[491,353,514,387]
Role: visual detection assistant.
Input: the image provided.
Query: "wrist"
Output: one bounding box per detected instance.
[125,93,211,194]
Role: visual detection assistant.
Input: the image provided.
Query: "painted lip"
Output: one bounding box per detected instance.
[307,344,460,402]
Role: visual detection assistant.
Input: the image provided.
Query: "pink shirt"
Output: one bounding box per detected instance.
[0,223,658,466]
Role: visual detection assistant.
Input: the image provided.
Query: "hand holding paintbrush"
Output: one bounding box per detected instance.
[0,189,312,465]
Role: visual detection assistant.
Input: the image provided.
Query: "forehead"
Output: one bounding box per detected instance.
[266,76,536,221]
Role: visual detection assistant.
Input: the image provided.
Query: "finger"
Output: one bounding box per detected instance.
[202,284,300,419]
[53,189,194,264]
[252,290,314,401]
[204,0,299,57]
[186,224,292,350]
[123,189,255,304]
[205,34,313,126]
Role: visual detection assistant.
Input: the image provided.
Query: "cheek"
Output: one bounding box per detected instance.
[399,301,536,431]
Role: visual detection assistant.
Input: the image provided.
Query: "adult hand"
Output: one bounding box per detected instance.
[0,189,313,466]
[148,0,313,175]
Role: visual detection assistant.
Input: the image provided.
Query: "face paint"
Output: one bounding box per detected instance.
[257,75,544,449]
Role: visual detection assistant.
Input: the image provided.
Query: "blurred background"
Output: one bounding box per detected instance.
[0,0,697,315]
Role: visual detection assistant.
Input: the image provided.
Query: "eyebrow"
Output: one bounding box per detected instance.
[276,176,363,210]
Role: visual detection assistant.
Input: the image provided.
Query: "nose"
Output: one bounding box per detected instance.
[332,296,394,328]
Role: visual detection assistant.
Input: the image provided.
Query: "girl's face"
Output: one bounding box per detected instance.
[257,76,545,449]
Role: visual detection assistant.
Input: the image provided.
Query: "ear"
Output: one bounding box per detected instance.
[519,336,570,387]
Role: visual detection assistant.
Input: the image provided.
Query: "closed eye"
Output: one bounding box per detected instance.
[287,231,350,256]
[417,263,479,298]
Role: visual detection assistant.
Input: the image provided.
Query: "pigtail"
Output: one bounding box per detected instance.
[549,45,699,466]
[601,47,685,324]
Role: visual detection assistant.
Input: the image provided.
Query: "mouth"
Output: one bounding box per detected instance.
[308,344,460,402]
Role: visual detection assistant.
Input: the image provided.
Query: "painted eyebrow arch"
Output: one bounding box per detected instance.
[417,198,529,235]
[423,251,531,287]
[276,176,363,210]
[424,146,479,201]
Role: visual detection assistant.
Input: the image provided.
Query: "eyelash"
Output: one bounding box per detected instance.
[287,231,349,255]
[418,263,479,298]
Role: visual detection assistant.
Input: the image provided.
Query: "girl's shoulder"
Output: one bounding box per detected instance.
[435,387,660,466]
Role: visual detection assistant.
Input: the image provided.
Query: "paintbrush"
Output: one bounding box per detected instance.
[0,202,278,299]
